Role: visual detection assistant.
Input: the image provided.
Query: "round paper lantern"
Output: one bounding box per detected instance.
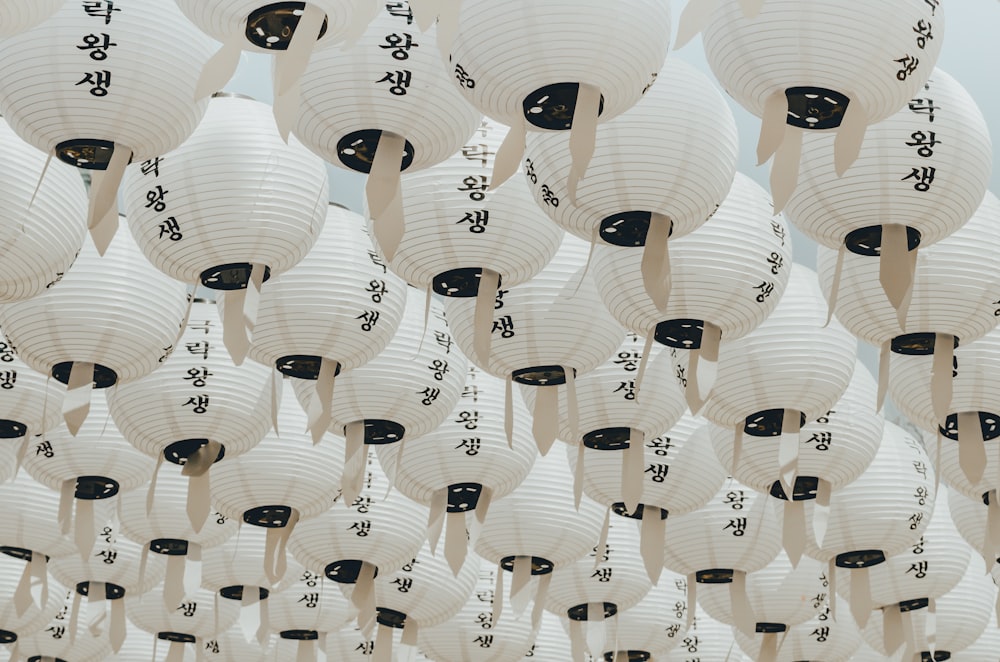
[862,561,995,661]
[605,569,690,660]
[127,584,239,662]
[445,233,624,453]
[418,560,537,662]
[375,365,536,573]
[521,57,736,265]
[447,0,671,194]
[702,0,944,212]
[544,518,651,661]
[949,608,1000,662]
[0,553,65,648]
[210,386,343,585]
[0,118,88,304]
[0,471,75,567]
[321,625,423,662]
[947,489,996,570]
[734,598,863,662]
[0,1,62,36]
[122,93,328,296]
[662,607,752,662]
[0,0,215,249]
[525,612,573,662]
[267,566,356,660]
[15,587,111,662]
[379,118,563,305]
[202,627,272,662]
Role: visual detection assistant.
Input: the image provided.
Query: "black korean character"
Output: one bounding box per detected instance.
[77,33,117,60]
[205,641,220,653]
[613,351,641,372]
[754,281,775,302]
[912,461,928,477]
[177,602,197,617]
[895,55,920,81]
[183,367,213,388]
[462,144,494,168]
[454,63,476,89]
[365,279,387,303]
[805,432,831,451]
[0,370,16,390]
[187,319,213,335]
[82,1,121,23]
[35,440,54,458]
[524,158,538,184]
[766,252,784,275]
[723,517,747,536]
[683,636,699,653]
[924,0,938,15]
[456,438,481,456]
[908,98,939,122]
[462,384,479,402]
[47,625,66,639]
[183,395,209,414]
[645,463,669,483]
[907,561,928,579]
[914,486,929,506]
[434,330,453,353]
[140,157,161,177]
[156,216,182,241]
[145,185,169,211]
[647,437,672,456]
[380,32,418,60]
[355,642,374,654]
[356,310,380,331]
[908,512,924,530]
[76,70,112,96]
[456,410,479,430]
[811,627,829,642]
[770,220,786,246]
[351,496,373,514]
[392,577,412,592]
[457,209,489,233]
[724,490,746,509]
[591,568,612,582]
[185,341,210,360]
[376,70,412,95]
[428,359,449,381]
[494,289,508,310]
[419,387,440,406]
[367,249,387,273]
[0,342,16,362]
[95,548,117,564]
[348,520,371,537]
[912,536,925,554]
[458,175,488,201]
[475,611,492,628]
[540,184,559,207]
[384,2,413,23]
[613,380,636,401]
[913,19,934,49]
[491,315,515,338]
[901,166,936,191]
[474,635,493,648]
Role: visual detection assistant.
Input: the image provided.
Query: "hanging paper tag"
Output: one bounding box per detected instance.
[674,0,722,49]
[622,429,645,514]
[731,425,743,475]
[354,561,378,636]
[490,118,527,192]
[87,581,106,636]
[827,560,837,622]
[813,478,831,548]
[342,421,366,505]
[641,213,672,313]
[757,91,788,167]
[274,3,325,97]
[833,102,868,177]
[532,572,551,629]
[759,632,778,662]
[427,488,447,554]
[195,31,244,100]
[87,146,130,255]
[930,334,954,424]
[634,333,654,398]
[28,153,53,210]
[825,245,846,327]
[585,602,607,659]
[769,126,803,214]
[271,369,283,435]
[880,224,914,330]
[240,588,262,643]
[63,361,95,436]
[926,596,937,656]
[367,132,407,258]
[782,500,805,567]
[686,574,697,630]
[492,562,504,628]
[849,567,872,629]
[778,409,801,495]
[532,385,559,455]
[165,640,185,662]
[504,374,514,449]
[222,289,250,365]
[883,603,904,653]
[444,511,468,576]
[574,441,585,511]
[273,77,303,142]
[565,368,579,444]
[595,507,611,570]
[13,557,32,616]
[473,269,501,366]
[309,358,339,444]
[730,570,756,636]
[568,620,586,662]
[75,498,96,560]
[510,556,532,617]
[109,597,125,652]
[957,411,986,485]
[185,544,202,603]
[566,83,602,204]
[640,505,665,584]
[164,555,185,609]
[877,340,890,413]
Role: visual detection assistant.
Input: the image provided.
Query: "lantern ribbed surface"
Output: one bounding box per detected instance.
[23,390,155,497]
[203,627,271,662]
[122,95,328,286]
[17,589,111,662]
[321,626,407,662]
[174,0,365,52]
[923,423,1000,503]
[448,0,670,130]
[0,119,87,303]
[710,360,883,494]
[663,607,752,662]
[520,333,685,443]
[949,609,1000,662]
[593,173,791,342]
[803,421,935,563]
[446,233,624,380]
[293,5,480,174]
[119,466,236,551]
[288,448,428,579]
[571,412,728,517]
[785,68,990,249]
[245,204,407,373]
[294,286,465,441]
[108,301,272,462]
[862,561,995,657]
[267,567,356,635]
[0,223,191,385]
[948,490,992,562]
[201,526,302,593]
[0,339,66,472]
[699,551,825,629]
[0,0,62,36]
[474,450,606,570]
[524,612,573,662]
[610,569,690,657]
[384,118,564,291]
[817,191,1000,347]
[127,585,239,641]
[698,264,857,428]
[368,545,479,628]
[0,553,65,642]
[544,517,651,617]
[866,488,969,609]
[50,519,166,597]
[522,58,736,243]
[375,365,536,506]
[0,0,214,162]
[661,479,782,577]
[0,471,75,559]
[418,560,537,662]
[703,0,942,130]
[734,599,862,662]
[211,386,343,523]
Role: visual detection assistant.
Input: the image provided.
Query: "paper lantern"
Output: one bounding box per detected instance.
[418,560,537,662]
[321,625,419,662]
[0,222,191,434]
[202,627,272,662]
[734,598,863,662]
[375,365,536,574]
[662,607,752,662]
[521,58,736,292]
[702,0,944,213]
[0,472,75,584]
[447,0,671,196]
[947,489,997,570]
[0,118,88,304]
[127,584,239,662]
[605,569,690,660]
[592,172,791,404]
[210,386,343,586]
[0,0,62,36]
[267,566,356,661]
[15,587,111,662]
[291,3,480,259]
[544,518,651,661]
[0,0,215,250]
[862,561,995,661]
[524,612,573,662]
[949,608,1000,662]
[446,233,624,453]
[122,94,328,358]
[0,553,65,649]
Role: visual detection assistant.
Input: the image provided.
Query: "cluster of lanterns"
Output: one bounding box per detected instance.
[0,1,994,661]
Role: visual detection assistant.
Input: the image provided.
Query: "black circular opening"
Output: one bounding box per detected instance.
[447,483,483,513]
[75,475,119,500]
[219,585,269,601]
[567,602,617,621]
[835,550,886,569]
[54,139,129,171]
[500,556,553,575]
[769,476,820,502]
[432,268,503,298]
[695,569,734,584]
[199,263,272,291]
[362,419,405,445]
[325,559,378,584]
[51,361,117,389]
[158,632,196,644]
[604,653,650,662]
[756,622,788,634]
[654,319,705,350]
[149,538,189,556]
[163,439,226,466]
[377,607,408,629]
[76,581,125,600]
[244,2,329,50]
[844,225,922,257]
[611,502,667,521]
[582,427,632,451]
[0,546,39,562]
[281,629,319,641]
[985,492,994,506]
[744,410,807,437]
[891,332,958,356]
[784,87,851,131]
[522,83,606,130]
[939,411,1000,442]
[512,365,574,387]
[598,212,671,247]
[899,597,930,613]
[242,505,293,528]
[0,630,16,644]
[28,658,66,662]
[921,653,951,662]
[0,420,27,439]
[275,355,340,380]
[336,130,415,174]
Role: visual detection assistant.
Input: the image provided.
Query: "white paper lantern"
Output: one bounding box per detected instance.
[947,489,996,569]
[122,94,328,291]
[267,565,356,658]
[418,560,537,662]
[0,1,62,36]
[523,612,573,662]
[522,58,736,250]
[128,584,239,660]
[734,599,863,662]
[662,607,752,662]
[606,569,690,660]
[15,588,111,662]
[949,608,1000,662]
[321,625,410,662]
[702,0,944,211]
[0,553,65,648]
[0,471,75,562]
[0,118,87,304]
[202,627,271,662]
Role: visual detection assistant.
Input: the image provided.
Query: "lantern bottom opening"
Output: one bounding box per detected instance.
[164,439,227,466]
[52,361,117,389]
[939,411,1000,441]
[244,2,329,50]
[336,130,414,174]
[219,585,269,601]
[600,211,673,248]
[76,581,125,600]
[844,225,922,257]
[522,82,606,131]
[834,550,886,569]
[325,559,378,584]
[432,268,503,298]
[654,319,704,349]
[612,502,668,521]
[769,476,819,502]
[200,263,272,290]
[567,602,617,621]
[499,556,553,575]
